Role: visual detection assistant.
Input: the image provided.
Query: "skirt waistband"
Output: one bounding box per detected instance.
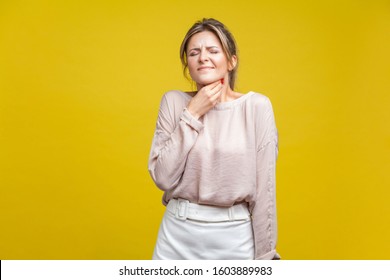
[167,198,250,222]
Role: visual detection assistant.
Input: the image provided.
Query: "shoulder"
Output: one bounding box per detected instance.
[159,90,190,109]
[247,91,274,112]
[247,91,271,104]
[163,89,183,99]
[158,90,191,119]
[249,92,278,147]
[162,90,190,102]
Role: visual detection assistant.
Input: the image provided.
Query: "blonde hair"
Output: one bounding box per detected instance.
[180,18,238,90]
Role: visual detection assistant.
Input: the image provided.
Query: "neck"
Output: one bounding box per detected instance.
[196,81,235,103]
[219,86,234,102]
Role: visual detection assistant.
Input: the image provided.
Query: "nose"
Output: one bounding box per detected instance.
[198,50,209,63]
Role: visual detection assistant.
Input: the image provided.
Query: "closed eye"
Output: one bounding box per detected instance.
[208,46,220,54]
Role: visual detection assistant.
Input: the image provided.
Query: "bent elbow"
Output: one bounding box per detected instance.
[148,168,177,192]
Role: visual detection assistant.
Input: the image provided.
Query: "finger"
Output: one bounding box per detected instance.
[202,80,221,92]
[210,87,223,101]
[209,80,222,90]
[210,83,223,94]
[211,93,222,106]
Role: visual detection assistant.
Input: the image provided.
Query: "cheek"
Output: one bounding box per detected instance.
[214,56,229,69]
[187,59,197,71]
[186,60,198,79]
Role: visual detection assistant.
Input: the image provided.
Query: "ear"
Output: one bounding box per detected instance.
[228,55,237,71]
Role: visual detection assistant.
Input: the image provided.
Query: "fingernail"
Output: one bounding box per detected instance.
[220,78,224,84]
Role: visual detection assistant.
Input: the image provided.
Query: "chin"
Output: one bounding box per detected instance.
[195,77,219,86]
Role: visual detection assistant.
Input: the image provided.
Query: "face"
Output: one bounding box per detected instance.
[186,31,235,89]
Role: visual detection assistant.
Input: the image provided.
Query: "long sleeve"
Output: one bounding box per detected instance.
[148,92,204,191]
[251,97,280,260]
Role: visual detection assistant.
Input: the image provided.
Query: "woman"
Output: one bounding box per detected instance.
[148,18,280,260]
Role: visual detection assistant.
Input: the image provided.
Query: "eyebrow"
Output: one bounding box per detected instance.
[188,46,219,52]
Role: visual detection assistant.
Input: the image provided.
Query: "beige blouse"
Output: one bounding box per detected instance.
[148,90,279,260]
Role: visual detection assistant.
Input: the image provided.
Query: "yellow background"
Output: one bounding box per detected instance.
[1,0,389,259]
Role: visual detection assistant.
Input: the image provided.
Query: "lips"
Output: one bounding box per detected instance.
[197,66,214,71]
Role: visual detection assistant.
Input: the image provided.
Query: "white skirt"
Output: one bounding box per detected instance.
[152,198,254,260]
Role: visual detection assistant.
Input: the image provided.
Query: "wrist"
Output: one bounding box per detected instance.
[186,106,201,120]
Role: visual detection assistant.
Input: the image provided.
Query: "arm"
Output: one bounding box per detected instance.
[148,93,204,191]
[148,82,223,191]
[252,97,280,260]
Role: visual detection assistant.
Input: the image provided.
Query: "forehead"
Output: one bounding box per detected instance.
[187,30,222,48]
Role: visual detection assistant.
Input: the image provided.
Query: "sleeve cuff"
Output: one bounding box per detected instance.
[180,108,204,132]
[255,250,280,260]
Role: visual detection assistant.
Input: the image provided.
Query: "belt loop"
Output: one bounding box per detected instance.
[228,207,234,221]
[175,198,189,220]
